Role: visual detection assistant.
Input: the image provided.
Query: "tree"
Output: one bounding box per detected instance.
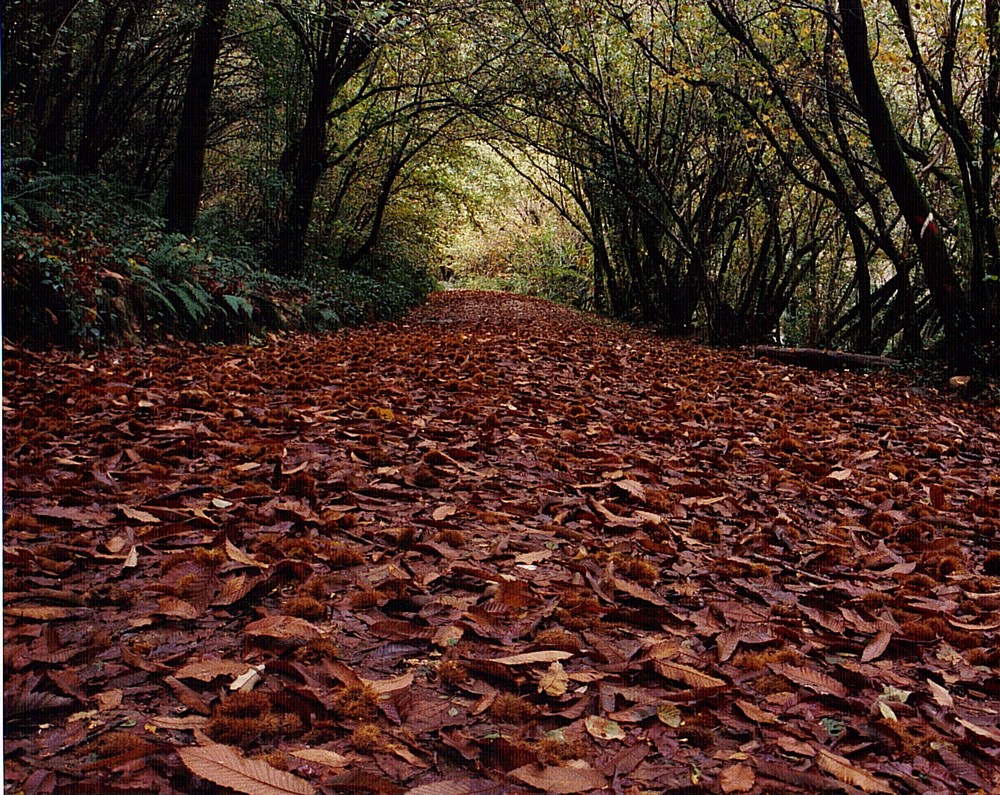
[267,1,380,277]
[164,0,233,235]
[839,0,979,368]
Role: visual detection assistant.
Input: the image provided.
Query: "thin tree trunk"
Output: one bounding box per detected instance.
[163,0,231,235]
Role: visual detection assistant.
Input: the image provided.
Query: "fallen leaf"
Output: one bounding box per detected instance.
[96,689,123,711]
[538,661,569,697]
[769,663,847,698]
[119,505,160,523]
[361,672,414,696]
[509,761,607,794]
[178,743,315,795]
[176,659,252,682]
[289,749,351,768]
[584,715,625,740]
[734,699,779,724]
[490,651,573,666]
[861,630,892,663]
[230,665,265,692]
[815,748,892,793]
[656,703,682,727]
[244,616,323,642]
[719,763,755,793]
[926,679,954,709]
[432,505,457,521]
[655,660,726,688]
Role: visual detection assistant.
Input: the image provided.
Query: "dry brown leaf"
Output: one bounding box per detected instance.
[509,761,607,794]
[225,539,268,569]
[96,689,123,711]
[361,672,414,696]
[926,679,954,709]
[955,718,1000,744]
[775,736,816,757]
[177,743,315,795]
[719,763,755,793]
[146,715,210,730]
[815,749,892,793]
[861,630,892,663]
[769,663,847,698]
[154,596,201,620]
[5,606,78,621]
[490,650,573,666]
[405,782,501,795]
[432,505,457,521]
[734,699,779,724]
[289,749,351,768]
[244,615,323,641]
[613,479,646,501]
[433,625,464,648]
[175,659,251,682]
[119,505,160,523]
[655,660,726,688]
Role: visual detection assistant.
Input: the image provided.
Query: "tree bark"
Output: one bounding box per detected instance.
[163,0,232,236]
[755,346,900,371]
[838,0,978,369]
[268,9,376,278]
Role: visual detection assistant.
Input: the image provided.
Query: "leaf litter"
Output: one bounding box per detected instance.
[4,290,999,794]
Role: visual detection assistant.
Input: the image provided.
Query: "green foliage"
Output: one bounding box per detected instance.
[1,157,433,348]
[457,227,590,307]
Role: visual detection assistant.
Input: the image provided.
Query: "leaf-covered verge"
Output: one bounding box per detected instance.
[1,165,436,349]
[4,291,999,795]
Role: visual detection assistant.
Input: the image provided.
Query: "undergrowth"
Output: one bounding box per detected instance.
[2,159,433,348]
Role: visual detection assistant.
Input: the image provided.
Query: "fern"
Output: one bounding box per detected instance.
[166,281,211,325]
[131,265,179,319]
[223,293,254,319]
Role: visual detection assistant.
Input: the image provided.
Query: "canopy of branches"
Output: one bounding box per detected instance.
[3,0,998,367]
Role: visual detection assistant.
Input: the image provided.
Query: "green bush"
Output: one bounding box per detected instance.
[455,226,591,308]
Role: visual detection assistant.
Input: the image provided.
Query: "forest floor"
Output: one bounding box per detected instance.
[3,290,1000,795]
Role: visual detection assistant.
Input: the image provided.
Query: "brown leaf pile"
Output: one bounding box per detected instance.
[4,290,999,795]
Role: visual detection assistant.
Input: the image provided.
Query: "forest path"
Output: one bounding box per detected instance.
[4,290,999,794]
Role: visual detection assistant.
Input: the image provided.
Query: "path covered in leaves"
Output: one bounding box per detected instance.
[4,291,999,795]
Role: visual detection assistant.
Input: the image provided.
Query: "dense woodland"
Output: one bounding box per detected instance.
[5,5,1000,794]
[3,0,999,365]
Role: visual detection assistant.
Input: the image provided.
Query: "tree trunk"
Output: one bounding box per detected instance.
[756,345,900,371]
[268,10,376,279]
[838,0,978,369]
[163,0,231,235]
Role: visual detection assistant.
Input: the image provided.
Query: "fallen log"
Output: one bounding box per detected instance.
[755,345,901,371]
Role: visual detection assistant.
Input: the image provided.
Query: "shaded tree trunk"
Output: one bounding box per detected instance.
[163,0,232,235]
[839,0,978,368]
[268,10,376,278]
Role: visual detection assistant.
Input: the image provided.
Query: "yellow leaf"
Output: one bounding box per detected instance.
[657,703,683,727]
[538,661,570,697]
